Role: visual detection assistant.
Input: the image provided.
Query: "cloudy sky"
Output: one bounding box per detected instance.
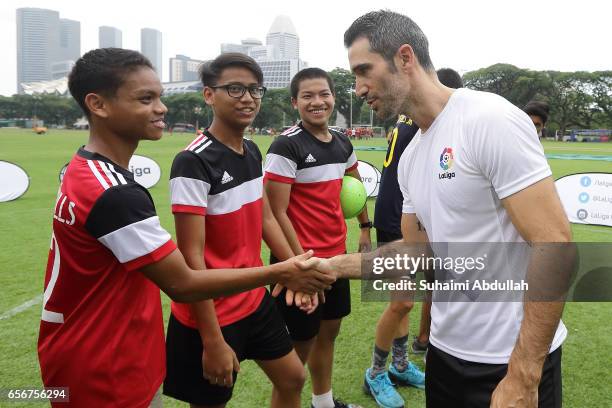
[1,0,610,96]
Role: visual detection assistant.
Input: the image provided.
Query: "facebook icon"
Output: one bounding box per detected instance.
[580,176,592,187]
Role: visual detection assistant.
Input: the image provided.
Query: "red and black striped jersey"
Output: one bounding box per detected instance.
[38,147,176,408]
[169,131,265,328]
[264,123,358,257]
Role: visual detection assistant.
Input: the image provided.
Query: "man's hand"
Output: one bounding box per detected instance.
[276,251,335,293]
[202,339,240,387]
[299,256,335,276]
[358,229,372,252]
[490,361,540,408]
[490,375,538,407]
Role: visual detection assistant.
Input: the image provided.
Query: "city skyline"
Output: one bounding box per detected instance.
[2,0,610,96]
[14,10,309,93]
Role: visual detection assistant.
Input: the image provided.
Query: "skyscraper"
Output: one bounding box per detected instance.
[220,38,263,55]
[141,28,162,79]
[266,15,299,60]
[99,26,122,48]
[16,8,60,93]
[59,19,80,62]
[169,55,203,82]
[219,16,304,89]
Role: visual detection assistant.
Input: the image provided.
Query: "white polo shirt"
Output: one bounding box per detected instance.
[398,88,567,364]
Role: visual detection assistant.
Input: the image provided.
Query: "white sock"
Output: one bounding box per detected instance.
[312,390,334,408]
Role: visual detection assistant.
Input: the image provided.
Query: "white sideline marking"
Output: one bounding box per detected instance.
[0,296,42,320]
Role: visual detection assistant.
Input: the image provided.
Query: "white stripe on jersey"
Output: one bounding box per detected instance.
[87,160,110,190]
[107,163,127,184]
[98,161,119,186]
[170,177,211,209]
[284,128,302,138]
[207,176,263,215]
[295,163,346,184]
[186,134,207,151]
[189,137,211,153]
[345,152,358,170]
[281,125,300,136]
[194,140,213,154]
[98,216,171,263]
[264,153,297,179]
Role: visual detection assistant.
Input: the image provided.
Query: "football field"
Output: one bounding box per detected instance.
[0,128,610,407]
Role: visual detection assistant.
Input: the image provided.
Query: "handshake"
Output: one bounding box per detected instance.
[270,250,342,315]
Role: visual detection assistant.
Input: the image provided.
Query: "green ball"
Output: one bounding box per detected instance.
[340,175,367,219]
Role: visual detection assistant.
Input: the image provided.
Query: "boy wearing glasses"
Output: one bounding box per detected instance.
[164,53,307,408]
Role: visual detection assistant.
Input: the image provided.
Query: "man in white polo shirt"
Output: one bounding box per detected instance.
[315,10,572,408]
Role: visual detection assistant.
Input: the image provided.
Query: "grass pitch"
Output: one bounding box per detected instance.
[0,128,610,407]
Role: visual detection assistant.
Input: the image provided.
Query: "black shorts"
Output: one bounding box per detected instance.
[376,228,402,245]
[163,291,293,406]
[270,254,351,342]
[426,344,562,408]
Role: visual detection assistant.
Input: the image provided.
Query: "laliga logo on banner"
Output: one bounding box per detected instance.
[59,155,162,189]
[128,155,161,189]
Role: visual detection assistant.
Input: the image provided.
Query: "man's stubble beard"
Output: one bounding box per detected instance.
[378,77,408,121]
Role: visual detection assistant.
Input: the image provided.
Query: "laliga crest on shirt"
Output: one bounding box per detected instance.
[438,147,456,180]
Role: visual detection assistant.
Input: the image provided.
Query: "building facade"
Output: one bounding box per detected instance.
[169,55,204,82]
[99,26,122,48]
[59,19,80,62]
[16,8,61,93]
[219,16,305,89]
[141,28,162,79]
[266,15,299,60]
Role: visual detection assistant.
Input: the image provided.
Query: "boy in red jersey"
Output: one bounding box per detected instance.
[164,53,311,408]
[264,68,370,408]
[38,48,334,408]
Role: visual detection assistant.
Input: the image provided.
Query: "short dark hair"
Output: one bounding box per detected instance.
[437,68,463,88]
[290,68,335,99]
[523,101,550,124]
[344,10,434,72]
[199,53,264,87]
[68,48,154,118]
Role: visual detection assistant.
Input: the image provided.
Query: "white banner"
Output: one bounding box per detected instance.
[129,155,161,189]
[555,173,612,227]
[0,161,30,202]
[357,160,381,198]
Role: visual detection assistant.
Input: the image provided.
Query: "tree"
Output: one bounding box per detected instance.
[463,64,552,107]
[0,94,82,126]
[161,93,210,128]
[329,68,364,127]
[543,71,595,134]
[590,71,612,127]
[253,88,297,130]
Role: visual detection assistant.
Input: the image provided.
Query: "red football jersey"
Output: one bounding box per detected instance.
[38,148,176,407]
[169,132,265,329]
[264,123,358,257]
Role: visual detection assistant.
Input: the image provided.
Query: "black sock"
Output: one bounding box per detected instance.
[370,345,389,378]
[392,335,409,372]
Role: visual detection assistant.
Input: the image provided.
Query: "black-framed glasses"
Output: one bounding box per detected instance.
[210,84,267,99]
